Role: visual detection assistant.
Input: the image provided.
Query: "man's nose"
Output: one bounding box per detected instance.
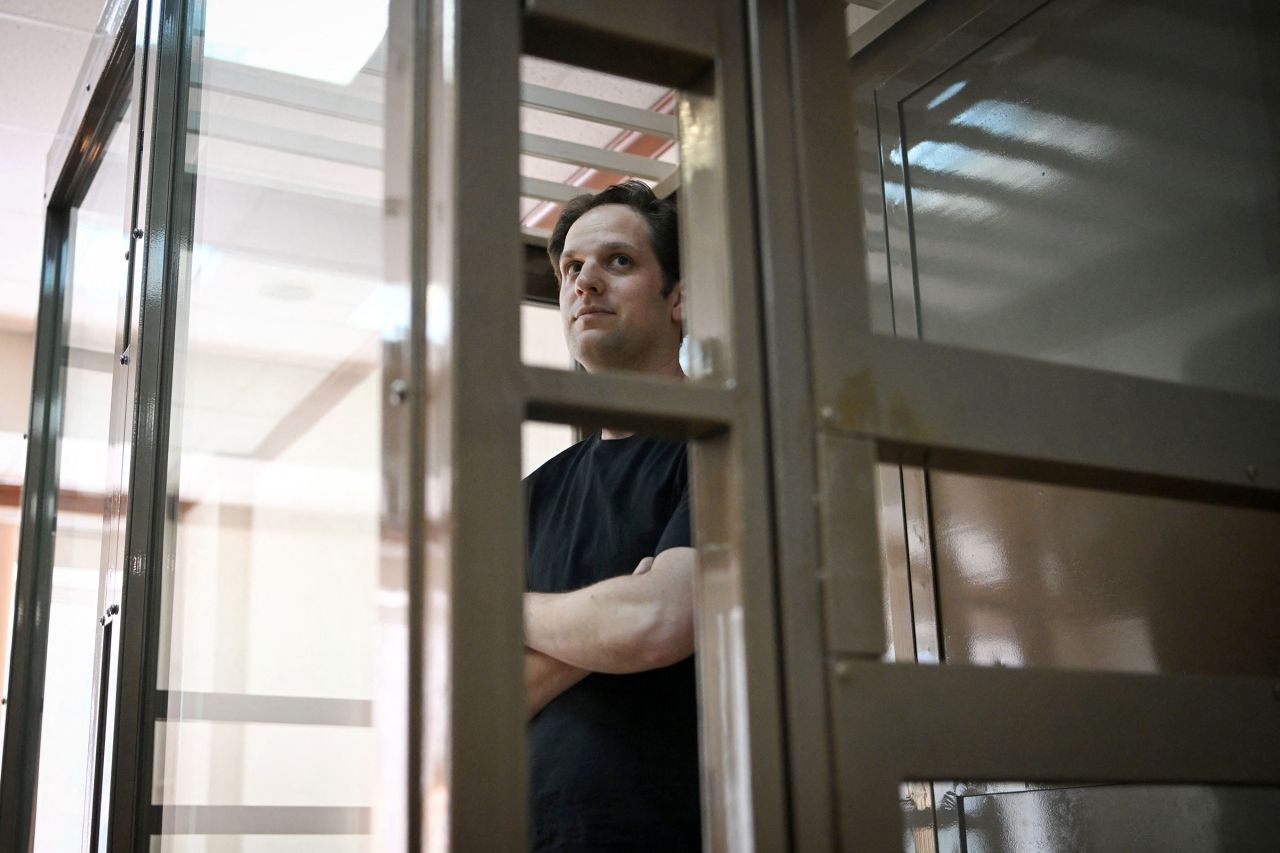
[575,260,604,294]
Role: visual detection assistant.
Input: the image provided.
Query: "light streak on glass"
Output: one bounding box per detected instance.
[951,99,1119,160]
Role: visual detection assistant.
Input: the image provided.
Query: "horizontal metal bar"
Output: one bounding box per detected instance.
[192,113,380,168]
[831,659,1280,850]
[150,805,370,835]
[521,175,584,203]
[523,0,714,89]
[832,660,1280,784]
[197,60,383,125]
[193,120,673,187]
[153,691,372,727]
[521,82,677,137]
[652,165,680,199]
[522,365,732,439]
[521,132,675,181]
[199,62,679,137]
[824,335,1280,503]
[46,0,136,204]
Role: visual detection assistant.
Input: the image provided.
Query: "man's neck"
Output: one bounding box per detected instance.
[599,362,685,440]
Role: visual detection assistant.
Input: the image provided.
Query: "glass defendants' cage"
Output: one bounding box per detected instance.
[3,0,1278,851]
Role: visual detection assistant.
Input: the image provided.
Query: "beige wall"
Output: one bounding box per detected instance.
[0,327,34,720]
[0,327,34,433]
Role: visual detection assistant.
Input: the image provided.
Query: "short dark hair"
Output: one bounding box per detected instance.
[547,180,680,295]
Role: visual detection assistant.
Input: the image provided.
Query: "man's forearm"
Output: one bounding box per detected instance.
[525,648,588,720]
[524,547,695,674]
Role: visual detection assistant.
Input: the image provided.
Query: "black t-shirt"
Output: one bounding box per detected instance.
[524,432,700,853]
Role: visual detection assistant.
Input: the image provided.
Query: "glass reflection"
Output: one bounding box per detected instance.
[922,782,1280,853]
[881,0,1280,399]
[151,0,390,846]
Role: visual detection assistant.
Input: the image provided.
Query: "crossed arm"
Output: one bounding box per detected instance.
[524,546,696,719]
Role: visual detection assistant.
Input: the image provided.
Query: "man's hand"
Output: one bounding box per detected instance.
[523,547,695,674]
[525,648,588,720]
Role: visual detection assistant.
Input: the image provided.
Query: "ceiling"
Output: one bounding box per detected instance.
[0,0,101,332]
[0,0,683,502]
[0,1,895,500]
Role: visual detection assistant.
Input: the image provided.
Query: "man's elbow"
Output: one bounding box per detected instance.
[637,609,694,670]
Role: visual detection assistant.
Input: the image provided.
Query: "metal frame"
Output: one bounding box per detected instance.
[775,0,1280,849]
[386,0,792,848]
[823,0,1280,502]
[415,1,526,847]
[830,661,1280,849]
[106,0,199,845]
[741,0,839,845]
[379,0,426,848]
[523,0,716,89]
[0,204,72,853]
[0,2,139,850]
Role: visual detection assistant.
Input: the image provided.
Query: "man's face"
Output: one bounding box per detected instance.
[557,204,683,375]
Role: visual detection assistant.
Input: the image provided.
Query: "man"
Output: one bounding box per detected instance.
[522,180,700,852]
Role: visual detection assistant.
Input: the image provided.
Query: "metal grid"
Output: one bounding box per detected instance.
[782,0,1280,849]
[386,0,791,847]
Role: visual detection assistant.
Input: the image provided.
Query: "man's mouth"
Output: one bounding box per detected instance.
[576,307,612,320]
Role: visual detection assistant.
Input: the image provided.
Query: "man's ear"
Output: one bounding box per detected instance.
[669,280,684,326]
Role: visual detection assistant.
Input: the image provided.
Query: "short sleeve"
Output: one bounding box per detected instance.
[655,480,692,554]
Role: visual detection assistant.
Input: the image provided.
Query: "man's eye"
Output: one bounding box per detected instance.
[565,261,581,275]
[612,255,632,267]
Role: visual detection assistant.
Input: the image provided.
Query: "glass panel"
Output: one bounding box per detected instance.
[153,0,392,842]
[906,781,1280,853]
[884,0,1280,399]
[157,722,373,807]
[32,109,133,851]
[927,468,1280,678]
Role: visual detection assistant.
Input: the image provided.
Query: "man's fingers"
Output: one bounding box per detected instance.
[633,556,655,575]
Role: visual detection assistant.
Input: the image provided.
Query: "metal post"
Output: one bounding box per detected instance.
[105,0,199,846]
[419,0,527,848]
[0,207,71,853]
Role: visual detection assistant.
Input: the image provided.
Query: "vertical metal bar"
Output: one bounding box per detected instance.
[421,0,525,848]
[80,55,144,853]
[680,2,790,849]
[740,1,846,847]
[815,434,887,657]
[86,4,155,839]
[380,2,427,849]
[0,206,71,853]
[787,0,876,412]
[106,0,198,846]
[901,467,941,664]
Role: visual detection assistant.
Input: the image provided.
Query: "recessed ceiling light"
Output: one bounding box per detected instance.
[202,0,387,86]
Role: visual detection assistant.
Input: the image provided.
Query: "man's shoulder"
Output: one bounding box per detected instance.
[524,435,593,489]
